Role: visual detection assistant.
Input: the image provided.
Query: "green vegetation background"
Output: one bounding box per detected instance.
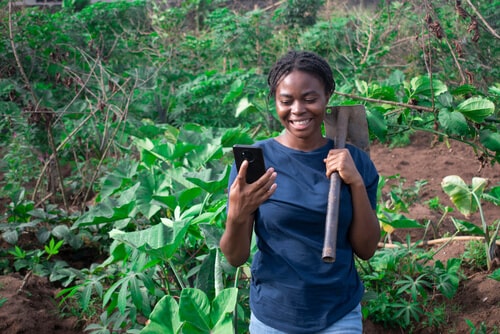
[0,0,499,333]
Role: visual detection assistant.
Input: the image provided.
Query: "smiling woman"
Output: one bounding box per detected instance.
[220,50,380,334]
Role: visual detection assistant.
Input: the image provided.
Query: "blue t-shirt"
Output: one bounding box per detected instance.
[228,138,379,333]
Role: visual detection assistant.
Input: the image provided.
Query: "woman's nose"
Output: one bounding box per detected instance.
[291,101,305,114]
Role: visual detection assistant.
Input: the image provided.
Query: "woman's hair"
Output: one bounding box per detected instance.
[267,50,335,98]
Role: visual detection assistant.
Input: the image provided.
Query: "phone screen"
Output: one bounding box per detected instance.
[232,145,266,183]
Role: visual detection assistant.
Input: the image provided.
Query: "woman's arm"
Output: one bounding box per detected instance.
[220,160,277,267]
[346,181,380,260]
[324,149,380,260]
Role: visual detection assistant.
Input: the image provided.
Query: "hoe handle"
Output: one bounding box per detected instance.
[322,110,348,263]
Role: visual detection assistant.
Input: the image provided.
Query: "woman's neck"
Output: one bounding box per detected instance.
[275,133,328,152]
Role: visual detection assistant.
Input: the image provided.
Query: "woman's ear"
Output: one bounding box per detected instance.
[326,94,332,105]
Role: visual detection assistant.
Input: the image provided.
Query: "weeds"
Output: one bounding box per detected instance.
[358,237,463,331]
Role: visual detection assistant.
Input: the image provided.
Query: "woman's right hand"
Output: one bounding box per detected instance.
[220,160,277,267]
[227,160,277,222]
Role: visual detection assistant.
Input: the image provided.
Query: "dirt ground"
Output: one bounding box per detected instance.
[0,131,499,333]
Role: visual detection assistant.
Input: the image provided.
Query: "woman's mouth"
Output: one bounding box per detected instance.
[290,119,312,129]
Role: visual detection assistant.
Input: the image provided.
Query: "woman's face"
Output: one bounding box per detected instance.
[275,70,329,150]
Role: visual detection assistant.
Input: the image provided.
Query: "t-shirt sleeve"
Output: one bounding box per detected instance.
[349,145,379,210]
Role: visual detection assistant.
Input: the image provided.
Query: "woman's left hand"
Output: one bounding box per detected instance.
[324,149,363,186]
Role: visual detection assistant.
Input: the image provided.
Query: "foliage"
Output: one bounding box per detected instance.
[141,287,238,334]
[359,238,463,331]
[462,239,488,271]
[441,176,500,271]
[466,319,500,334]
[376,174,425,241]
[0,0,499,332]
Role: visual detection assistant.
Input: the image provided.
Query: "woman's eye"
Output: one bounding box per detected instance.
[280,100,292,105]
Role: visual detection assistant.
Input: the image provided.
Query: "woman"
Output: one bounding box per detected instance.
[220,50,380,333]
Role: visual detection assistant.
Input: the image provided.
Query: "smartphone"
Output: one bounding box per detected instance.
[232,145,266,184]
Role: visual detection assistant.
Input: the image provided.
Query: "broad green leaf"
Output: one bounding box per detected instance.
[109,218,191,260]
[73,184,139,228]
[194,251,216,301]
[438,109,469,136]
[141,295,181,334]
[435,258,461,298]
[483,186,500,205]
[489,268,500,281]
[210,288,238,328]
[211,313,234,334]
[118,277,129,314]
[2,230,18,244]
[81,284,93,311]
[366,107,387,142]
[456,97,495,123]
[136,171,172,218]
[134,137,175,167]
[220,127,254,147]
[185,166,231,194]
[103,276,129,309]
[450,217,484,236]
[130,275,143,312]
[99,161,139,198]
[199,223,224,249]
[51,224,71,239]
[479,129,500,152]
[451,84,480,97]
[235,97,258,118]
[355,80,369,95]
[379,212,423,229]
[410,76,447,98]
[179,288,211,332]
[441,176,487,216]
[222,79,244,104]
[437,92,453,108]
[178,188,203,210]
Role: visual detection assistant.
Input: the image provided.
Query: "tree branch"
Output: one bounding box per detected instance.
[333,91,436,112]
[465,0,500,39]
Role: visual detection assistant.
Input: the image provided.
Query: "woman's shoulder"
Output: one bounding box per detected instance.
[345,142,370,159]
[254,138,275,147]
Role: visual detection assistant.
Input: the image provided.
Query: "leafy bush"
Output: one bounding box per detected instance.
[0,0,499,332]
[359,239,463,331]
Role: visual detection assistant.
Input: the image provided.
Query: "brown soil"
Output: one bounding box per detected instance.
[0,131,499,333]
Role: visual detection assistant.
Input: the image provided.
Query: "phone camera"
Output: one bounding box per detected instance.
[241,150,255,162]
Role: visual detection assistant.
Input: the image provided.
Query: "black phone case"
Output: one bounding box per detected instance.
[232,145,266,184]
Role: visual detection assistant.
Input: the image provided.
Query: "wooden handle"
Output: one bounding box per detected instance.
[322,108,349,263]
[322,172,341,262]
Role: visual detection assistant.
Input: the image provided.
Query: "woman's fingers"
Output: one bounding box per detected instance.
[324,149,361,184]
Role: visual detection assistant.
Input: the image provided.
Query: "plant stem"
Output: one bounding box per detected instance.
[168,260,185,290]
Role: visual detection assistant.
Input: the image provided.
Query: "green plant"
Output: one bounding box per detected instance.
[278,0,323,28]
[488,268,500,282]
[141,287,238,334]
[359,237,462,331]
[423,196,454,239]
[57,123,255,331]
[462,239,488,271]
[44,237,64,260]
[0,295,7,308]
[0,1,499,332]
[441,176,500,271]
[376,174,424,242]
[466,319,499,334]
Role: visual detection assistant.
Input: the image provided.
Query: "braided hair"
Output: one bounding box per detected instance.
[267,50,335,99]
